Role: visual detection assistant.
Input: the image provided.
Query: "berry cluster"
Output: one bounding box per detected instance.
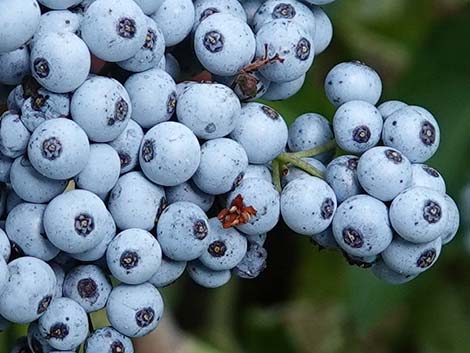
[0,0,459,352]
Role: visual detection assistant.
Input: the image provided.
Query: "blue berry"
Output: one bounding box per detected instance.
[244,164,272,182]
[325,61,382,107]
[193,0,247,30]
[241,0,264,26]
[245,232,267,247]
[0,228,11,261]
[262,74,305,101]
[157,201,210,261]
[213,70,271,102]
[310,5,333,55]
[302,0,335,4]
[441,195,460,245]
[84,327,134,353]
[140,122,201,186]
[27,321,53,353]
[106,283,164,337]
[6,189,24,215]
[0,153,13,183]
[332,195,393,257]
[164,53,181,80]
[325,155,363,203]
[333,100,383,154]
[233,242,267,279]
[109,119,144,174]
[410,164,446,193]
[372,259,418,285]
[35,10,81,38]
[166,181,215,212]
[0,46,30,85]
[310,227,339,249]
[38,297,89,351]
[134,0,164,14]
[37,0,83,9]
[149,256,187,288]
[0,257,8,295]
[187,260,231,288]
[377,100,407,120]
[28,118,90,180]
[0,111,30,158]
[390,187,449,244]
[281,176,336,235]
[382,106,440,163]
[281,157,326,187]
[230,103,288,164]
[49,261,65,298]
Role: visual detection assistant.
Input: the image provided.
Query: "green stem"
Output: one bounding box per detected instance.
[277,154,324,179]
[291,139,337,159]
[272,159,282,192]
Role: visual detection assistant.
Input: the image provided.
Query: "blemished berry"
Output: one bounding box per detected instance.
[281,176,336,235]
[325,155,363,203]
[372,259,418,285]
[0,0,41,54]
[107,229,162,285]
[281,157,326,187]
[357,147,412,202]
[106,283,164,337]
[410,164,446,194]
[262,74,306,101]
[124,69,176,129]
[390,187,449,244]
[0,257,56,324]
[199,218,248,271]
[35,10,81,39]
[309,5,333,54]
[38,297,89,351]
[194,13,256,76]
[27,118,90,180]
[234,242,268,279]
[151,0,195,47]
[139,122,201,187]
[71,76,132,143]
[166,181,215,212]
[81,0,147,62]
[441,195,460,245]
[177,83,241,139]
[44,190,112,254]
[325,61,383,107]
[0,111,31,158]
[0,228,11,261]
[108,171,166,231]
[333,100,383,154]
[377,100,408,120]
[187,260,232,288]
[382,105,441,163]
[109,119,144,174]
[84,327,134,353]
[5,203,60,261]
[149,256,187,288]
[62,265,112,313]
[255,19,314,83]
[287,112,334,163]
[30,32,90,93]
[193,138,249,195]
[193,0,247,30]
[382,236,442,276]
[214,70,271,102]
[244,164,272,182]
[157,201,210,261]
[0,46,30,86]
[27,321,53,353]
[332,195,393,257]
[49,261,65,298]
[118,16,166,72]
[230,103,288,164]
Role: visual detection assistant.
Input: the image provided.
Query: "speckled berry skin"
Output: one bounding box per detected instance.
[281,176,336,235]
[187,260,231,288]
[0,228,11,261]
[410,164,446,193]
[332,195,393,257]
[253,0,316,39]
[256,19,314,83]
[262,75,305,101]
[390,187,449,244]
[0,46,30,85]
[193,138,248,195]
[177,83,241,139]
[193,0,247,30]
[310,5,333,54]
[75,144,121,196]
[151,0,195,47]
[166,181,215,212]
[325,61,382,107]
[109,119,144,174]
[441,195,460,245]
[0,111,31,158]
[81,0,147,62]
[125,69,176,129]
[382,106,440,163]
[228,178,280,235]
[377,100,408,121]
[325,155,363,203]
[0,258,8,295]
[244,164,272,182]
[0,257,55,324]
[84,326,134,353]
[371,259,418,285]
[194,13,255,76]
[234,242,267,279]
[157,202,210,261]
[10,156,67,204]
[49,262,65,298]
[37,0,83,9]
[149,256,187,288]
[35,10,81,39]
[333,100,383,154]
[108,171,166,231]
[106,283,164,337]
[5,203,60,261]
[118,16,166,72]
[199,218,248,271]
[107,229,162,285]
[27,321,53,353]
[62,265,112,313]
[31,32,90,93]
[281,157,326,187]
[71,76,132,142]
[0,0,41,53]
[38,297,89,351]
[140,122,201,186]
[357,147,412,201]
[28,118,90,180]
[230,103,288,164]
[382,236,442,276]
[44,190,112,254]
[287,112,334,163]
